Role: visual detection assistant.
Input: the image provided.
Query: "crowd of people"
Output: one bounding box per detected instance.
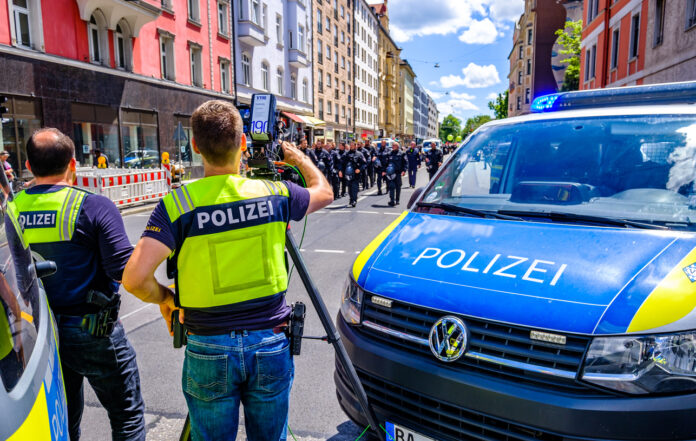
[296,138,446,207]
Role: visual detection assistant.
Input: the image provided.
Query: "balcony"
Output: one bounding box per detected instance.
[289,49,309,67]
[237,20,266,46]
[75,0,160,36]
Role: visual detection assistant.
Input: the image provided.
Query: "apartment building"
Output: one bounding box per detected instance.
[371,2,400,138]
[233,0,314,141]
[398,59,415,139]
[508,0,566,116]
[426,94,439,139]
[312,0,353,141]
[0,0,237,177]
[353,0,379,140]
[413,79,428,142]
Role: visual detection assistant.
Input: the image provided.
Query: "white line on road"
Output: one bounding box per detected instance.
[383,212,401,216]
[120,303,153,320]
[314,249,346,254]
[356,210,379,214]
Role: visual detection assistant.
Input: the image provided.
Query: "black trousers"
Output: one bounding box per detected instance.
[428,168,439,180]
[387,174,403,204]
[408,167,418,187]
[361,168,369,189]
[367,165,375,187]
[331,174,341,199]
[348,178,360,204]
[376,169,384,193]
[340,175,347,196]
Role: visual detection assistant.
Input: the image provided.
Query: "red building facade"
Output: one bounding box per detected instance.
[579,0,650,90]
[0,0,236,178]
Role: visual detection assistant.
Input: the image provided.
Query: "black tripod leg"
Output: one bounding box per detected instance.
[179,414,191,441]
[285,229,383,439]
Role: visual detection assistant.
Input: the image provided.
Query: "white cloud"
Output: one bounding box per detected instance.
[437,99,479,120]
[449,91,476,100]
[388,0,524,42]
[428,80,439,87]
[440,63,501,89]
[486,92,499,100]
[424,88,444,100]
[458,18,500,44]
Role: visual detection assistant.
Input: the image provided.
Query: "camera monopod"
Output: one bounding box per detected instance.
[172,230,383,441]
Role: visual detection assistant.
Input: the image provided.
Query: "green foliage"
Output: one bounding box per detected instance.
[487,90,509,119]
[463,115,493,136]
[555,19,582,91]
[439,114,462,142]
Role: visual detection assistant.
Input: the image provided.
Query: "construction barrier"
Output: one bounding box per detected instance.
[76,168,170,208]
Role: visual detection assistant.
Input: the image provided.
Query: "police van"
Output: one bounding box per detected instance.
[0,179,68,440]
[336,82,696,440]
[421,138,441,154]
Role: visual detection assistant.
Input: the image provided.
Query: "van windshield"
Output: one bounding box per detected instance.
[420,115,696,231]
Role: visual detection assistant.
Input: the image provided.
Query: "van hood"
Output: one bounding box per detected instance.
[354,212,696,335]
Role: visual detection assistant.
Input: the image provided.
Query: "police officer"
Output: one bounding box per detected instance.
[341,141,366,207]
[302,139,318,165]
[383,142,407,207]
[316,141,332,182]
[374,139,388,195]
[426,143,444,180]
[13,128,145,441]
[364,140,376,188]
[337,142,348,198]
[123,100,333,441]
[356,143,369,190]
[406,141,420,188]
[329,142,342,199]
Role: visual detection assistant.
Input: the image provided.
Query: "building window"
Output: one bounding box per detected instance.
[526,59,531,75]
[188,0,200,21]
[588,0,599,22]
[72,103,120,169]
[687,0,696,29]
[276,14,282,44]
[318,99,324,119]
[527,28,533,45]
[251,0,260,25]
[333,24,338,46]
[327,100,332,115]
[525,88,530,104]
[516,96,521,111]
[318,68,323,92]
[518,44,523,59]
[220,60,230,93]
[654,0,664,46]
[325,16,330,31]
[190,44,202,86]
[276,67,284,95]
[298,25,305,52]
[585,44,597,80]
[517,70,522,85]
[242,53,251,86]
[302,78,308,102]
[0,96,42,177]
[121,110,159,169]
[218,1,229,35]
[261,62,269,90]
[629,14,640,59]
[317,40,323,63]
[88,13,109,65]
[327,73,331,88]
[114,21,132,71]
[11,0,35,49]
[160,34,175,80]
[290,75,297,100]
[317,9,322,33]
[341,30,345,44]
[262,4,267,35]
[611,29,620,69]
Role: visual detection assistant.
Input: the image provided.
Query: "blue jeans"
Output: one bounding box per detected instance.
[183,329,294,441]
[58,320,145,441]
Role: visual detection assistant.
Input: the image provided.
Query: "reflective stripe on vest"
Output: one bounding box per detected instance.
[11,187,87,244]
[164,175,290,310]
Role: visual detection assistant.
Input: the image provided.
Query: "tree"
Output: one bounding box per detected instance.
[439,114,461,142]
[555,19,582,91]
[487,90,508,119]
[463,115,493,136]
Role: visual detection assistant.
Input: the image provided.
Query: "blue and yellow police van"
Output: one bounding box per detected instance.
[336,82,696,440]
[0,179,68,440]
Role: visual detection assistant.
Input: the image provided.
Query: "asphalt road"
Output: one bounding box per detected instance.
[80,167,434,441]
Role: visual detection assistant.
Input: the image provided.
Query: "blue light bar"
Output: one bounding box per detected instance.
[530,81,696,113]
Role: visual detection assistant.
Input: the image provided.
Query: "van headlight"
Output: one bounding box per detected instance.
[581,332,696,394]
[340,276,363,325]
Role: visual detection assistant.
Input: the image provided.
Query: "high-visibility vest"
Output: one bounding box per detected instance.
[11,187,88,244]
[164,175,290,310]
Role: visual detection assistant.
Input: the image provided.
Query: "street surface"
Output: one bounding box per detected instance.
[81,168,433,440]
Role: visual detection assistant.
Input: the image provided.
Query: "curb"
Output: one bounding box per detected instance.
[120,202,158,216]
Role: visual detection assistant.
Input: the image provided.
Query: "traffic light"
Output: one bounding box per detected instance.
[0,96,7,116]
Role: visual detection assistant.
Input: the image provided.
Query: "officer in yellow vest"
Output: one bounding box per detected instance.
[123,100,333,441]
[12,128,145,440]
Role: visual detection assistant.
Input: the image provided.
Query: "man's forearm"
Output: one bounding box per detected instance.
[125,276,171,304]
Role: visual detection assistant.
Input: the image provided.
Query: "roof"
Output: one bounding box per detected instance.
[368,2,387,15]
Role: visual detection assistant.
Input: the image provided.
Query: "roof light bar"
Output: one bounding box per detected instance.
[530,81,696,113]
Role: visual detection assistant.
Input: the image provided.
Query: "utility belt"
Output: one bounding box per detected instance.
[56,290,121,338]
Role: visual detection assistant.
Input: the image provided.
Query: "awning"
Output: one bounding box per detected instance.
[282,111,305,124]
[300,116,326,127]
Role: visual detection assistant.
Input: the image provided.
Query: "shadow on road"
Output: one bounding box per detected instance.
[326,420,369,441]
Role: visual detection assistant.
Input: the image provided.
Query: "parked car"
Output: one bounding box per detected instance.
[336,82,696,441]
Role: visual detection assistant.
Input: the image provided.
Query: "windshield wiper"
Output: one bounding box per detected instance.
[498,210,668,230]
[416,202,525,221]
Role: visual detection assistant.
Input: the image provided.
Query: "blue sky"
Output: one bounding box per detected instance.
[386,0,524,123]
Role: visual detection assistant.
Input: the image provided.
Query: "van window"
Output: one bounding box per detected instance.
[0,190,41,392]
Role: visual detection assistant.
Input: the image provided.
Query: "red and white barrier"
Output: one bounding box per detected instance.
[76,168,170,208]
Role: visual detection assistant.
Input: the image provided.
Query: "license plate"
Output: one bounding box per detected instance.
[385,422,437,441]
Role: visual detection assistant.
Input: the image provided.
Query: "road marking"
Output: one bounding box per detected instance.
[120,303,154,320]
[383,212,401,216]
[356,210,379,214]
[314,249,346,254]
[355,251,361,254]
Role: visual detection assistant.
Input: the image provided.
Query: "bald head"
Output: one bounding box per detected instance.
[26,128,75,177]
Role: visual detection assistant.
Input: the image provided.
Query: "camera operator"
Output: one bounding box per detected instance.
[383,141,408,207]
[123,100,333,441]
[340,142,366,208]
[13,128,145,441]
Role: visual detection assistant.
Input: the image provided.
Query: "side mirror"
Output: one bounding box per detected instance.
[35,261,57,279]
[407,187,424,209]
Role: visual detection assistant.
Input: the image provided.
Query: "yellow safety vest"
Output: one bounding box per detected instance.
[163,175,290,310]
[10,187,87,244]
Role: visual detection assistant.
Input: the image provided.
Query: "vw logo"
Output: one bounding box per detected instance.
[429,316,468,362]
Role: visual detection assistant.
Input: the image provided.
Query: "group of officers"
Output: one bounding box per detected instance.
[297,138,445,207]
